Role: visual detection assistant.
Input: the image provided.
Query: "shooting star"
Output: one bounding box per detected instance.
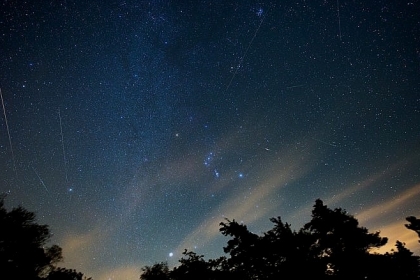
[286,84,305,90]
[0,88,17,173]
[311,137,338,147]
[225,9,267,93]
[31,166,49,193]
[58,108,69,183]
[337,0,342,41]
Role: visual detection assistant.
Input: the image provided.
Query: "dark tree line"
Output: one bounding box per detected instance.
[0,195,91,280]
[2,194,419,280]
[141,199,420,280]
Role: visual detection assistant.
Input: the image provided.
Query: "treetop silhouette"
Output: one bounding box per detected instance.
[0,195,91,280]
[140,199,420,280]
[406,216,420,242]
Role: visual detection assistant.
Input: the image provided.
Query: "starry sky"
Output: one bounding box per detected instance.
[1,0,420,279]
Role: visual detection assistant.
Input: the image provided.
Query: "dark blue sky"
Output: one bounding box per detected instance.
[1,1,420,279]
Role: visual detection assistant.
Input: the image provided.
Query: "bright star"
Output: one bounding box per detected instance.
[169,252,173,257]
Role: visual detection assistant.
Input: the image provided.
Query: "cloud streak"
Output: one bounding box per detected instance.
[356,183,420,224]
[174,139,317,255]
[370,220,420,255]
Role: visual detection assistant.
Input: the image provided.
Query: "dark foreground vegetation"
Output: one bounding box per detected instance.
[1,194,420,280]
[0,195,91,280]
[141,199,420,280]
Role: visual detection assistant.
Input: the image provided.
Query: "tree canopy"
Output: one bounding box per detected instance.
[2,194,419,280]
[140,199,420,280]
[406,216,420,242]
[0,195,91,280]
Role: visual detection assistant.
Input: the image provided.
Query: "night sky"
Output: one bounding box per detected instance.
[1,0,420,279]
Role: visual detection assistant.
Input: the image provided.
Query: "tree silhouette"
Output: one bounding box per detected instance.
[47,267,92,280]
[389,241,420,279]
[262,217,326,279]
[0,195,90,280]
[171,250,229,280]
[140,262,170,280]
[219,218,262,279]
[302,199,388,279]
[406,216,420,242]
[0,195,61,279]
[140,199,420,280]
